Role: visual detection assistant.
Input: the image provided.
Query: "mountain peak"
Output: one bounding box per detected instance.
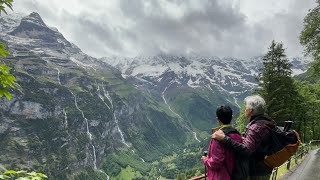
[22,12,47,27]
[8,12,60,42]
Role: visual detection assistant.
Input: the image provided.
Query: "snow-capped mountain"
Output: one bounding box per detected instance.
[101,54,310,108]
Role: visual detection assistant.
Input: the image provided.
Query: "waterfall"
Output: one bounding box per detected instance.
[98,170,110,180]
[161,80,200,142]
[63,108,68,128]
[72,92,110,177]
[101,86,129,147]
[91,144,97,169]
[102,86,112,107]
[114,113,130,147]
[234,97,241,108]
[193,132,201,143]
[55,68,61,85]
[72,93,97,169]
[161,81,182,118]
[96,84,110,109]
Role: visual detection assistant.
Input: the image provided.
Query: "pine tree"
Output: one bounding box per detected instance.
[236,102,248,134]
[257,41,299,125]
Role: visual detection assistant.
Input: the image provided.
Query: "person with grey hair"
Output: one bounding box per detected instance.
[212,95,276,180]
[244,95,266,116]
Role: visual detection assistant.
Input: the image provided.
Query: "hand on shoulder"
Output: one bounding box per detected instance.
[212,129,225,140]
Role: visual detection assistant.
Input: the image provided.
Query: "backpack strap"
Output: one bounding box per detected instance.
[221,127,240,136]
[224,157,232,178]
[221,127,240,178]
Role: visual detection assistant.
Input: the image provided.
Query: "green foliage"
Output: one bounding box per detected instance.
[257,41,299,124]
[102,149,151,177]
[287,1,320,143]
[300,0,320,77]
[0,169,47,180]
[0,45,17,100]
[172,92,215,132]
[73,168,108,180]
[115,166,143,180]
[176,167,203,179]
[294,81,320,142]
[0,0,13,14]
[0,43,9,57]
[0,1,17,100]
[235,102,248,134]
[255,40,320,142]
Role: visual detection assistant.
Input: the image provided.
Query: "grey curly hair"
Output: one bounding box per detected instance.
[244,95,266,116]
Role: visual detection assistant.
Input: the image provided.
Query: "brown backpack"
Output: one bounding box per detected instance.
[263,126,301,168]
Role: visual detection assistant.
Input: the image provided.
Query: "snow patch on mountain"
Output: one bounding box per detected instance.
[100,54,311,107]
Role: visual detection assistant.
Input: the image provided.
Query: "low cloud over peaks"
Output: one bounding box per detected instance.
[13,0,316,58]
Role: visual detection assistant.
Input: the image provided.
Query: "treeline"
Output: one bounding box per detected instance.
[236,40,320,142]
[236,1,320,143]
[177,1,320,179]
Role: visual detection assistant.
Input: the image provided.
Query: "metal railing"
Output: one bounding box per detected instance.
[270,140,320,180]
[189,140,320,180]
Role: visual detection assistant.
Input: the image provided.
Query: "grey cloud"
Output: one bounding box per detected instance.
[70,13,124,51]
[257,0,316,57]
[11,0,317,58]
[14,1,125,57]
[118,0,252,57]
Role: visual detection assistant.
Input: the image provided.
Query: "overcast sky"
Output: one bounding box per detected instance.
[11,0,316,59]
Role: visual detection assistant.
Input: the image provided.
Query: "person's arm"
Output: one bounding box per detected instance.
[213,124,269,156]
[202,140,226,170]
[219,135,250,156]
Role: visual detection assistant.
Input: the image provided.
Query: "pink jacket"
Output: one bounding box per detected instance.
[202,133,243,180]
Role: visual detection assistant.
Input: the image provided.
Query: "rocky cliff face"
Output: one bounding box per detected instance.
[0,12,193,179]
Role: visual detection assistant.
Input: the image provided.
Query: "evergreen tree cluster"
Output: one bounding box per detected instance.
[257,41,300,125]
[235,38,320,142]
[235,39,320,143]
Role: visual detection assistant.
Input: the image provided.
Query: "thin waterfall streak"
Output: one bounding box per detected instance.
[101,86,129,147]
[193,132,201,143]
[161,80,182,118]
[96,84,111,109]
[55,68,61,85]
[72,93,97,168]
[97,90,111,110]
[162,80,199,141]
[98,170,109,180]
[114,113,129,147]
[234,97,241,108]
[63,108,68,128]
[92,144,97,169]
[102,86,113,108]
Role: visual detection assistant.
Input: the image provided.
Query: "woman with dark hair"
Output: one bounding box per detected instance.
[202,106,242,180]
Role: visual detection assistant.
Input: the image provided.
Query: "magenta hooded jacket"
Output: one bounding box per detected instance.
[202,132,243,180]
